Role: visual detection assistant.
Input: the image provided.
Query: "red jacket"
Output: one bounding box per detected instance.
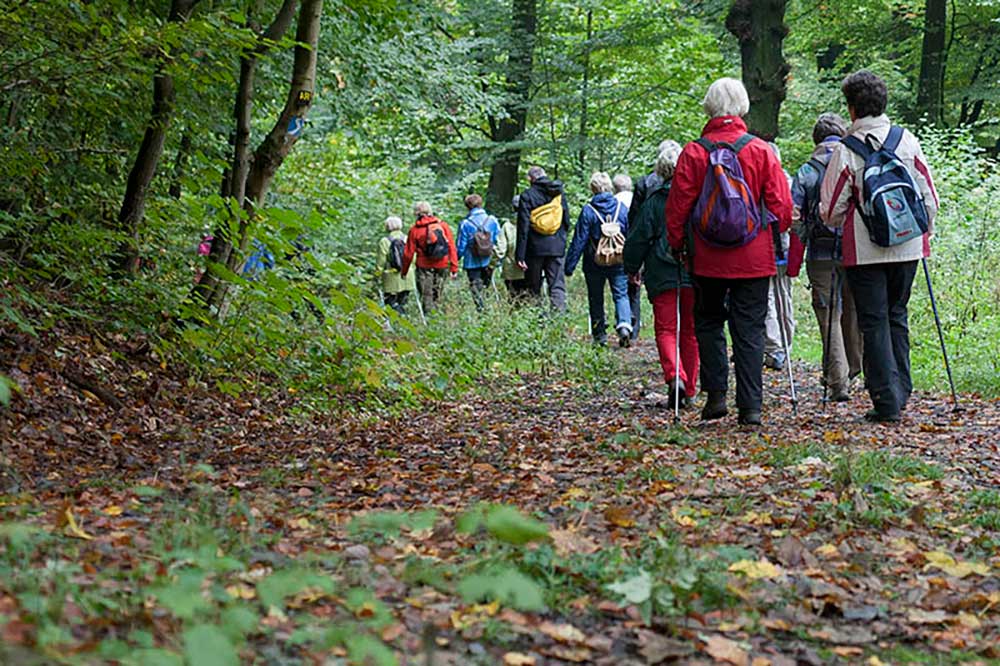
[401,215,458,276]
[666,116,792,279]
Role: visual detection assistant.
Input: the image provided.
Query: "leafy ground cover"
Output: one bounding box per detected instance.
[1,322,999,665]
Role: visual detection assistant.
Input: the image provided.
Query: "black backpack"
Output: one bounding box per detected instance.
[386,236,405,270]
[802,157,838,255]
[424,222,450,260]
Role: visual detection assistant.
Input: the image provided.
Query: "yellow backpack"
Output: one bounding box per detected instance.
[529,194,563,235]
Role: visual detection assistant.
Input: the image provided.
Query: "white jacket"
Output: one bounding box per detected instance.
[819,114,938,267]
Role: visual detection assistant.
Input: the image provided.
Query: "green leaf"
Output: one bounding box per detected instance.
[457,568,545,612]
[183,625,238,666]
[257,569,334,610]
[484,505,549,545]
[122,648,183,666]
[152,571,209,620]
[345,633,398,666]
[607,570,652,605]
[219,605,258,641]
[0,375,14,406]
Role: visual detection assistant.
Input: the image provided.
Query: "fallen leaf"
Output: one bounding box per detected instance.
[550,528,600,557]
[703,634,749,666]
[671,505,696,527]
[538,621,586,644]
[604,506,636,528]
[503,652,536,666]
[907,608,949,624]
[923,551,990,578]
[728,558,780,580]
[103,505,123,516]
[63,507,93,540]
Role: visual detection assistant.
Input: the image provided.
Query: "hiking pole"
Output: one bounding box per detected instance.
[673,264,682,424]
[921,257,960,410]
[414,286,427,325]
[772,275,799,416]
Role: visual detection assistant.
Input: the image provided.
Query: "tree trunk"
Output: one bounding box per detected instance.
[115,0,199,274]
[916,0,946,125]
[191,0,300,311]
[168,129,192,199]
[577,9,593,177]
[485,0,537,212]
[726,0,789,140]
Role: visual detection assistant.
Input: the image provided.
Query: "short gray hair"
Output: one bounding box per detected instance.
[654,140,682,180]
[413,201,433,217]
[612,174,632,193]
[385,216,402,232]
[589,171,613,194]
[812,112,848,144]
[703,77,750,119]
[527,166,546,182]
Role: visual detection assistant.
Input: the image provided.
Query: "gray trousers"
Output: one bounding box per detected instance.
[417,267,448,314]
[807,260,863,393]
[525,255,567,312]
[765,271,795,359]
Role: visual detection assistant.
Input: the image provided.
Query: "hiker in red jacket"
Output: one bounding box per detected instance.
[401,201,458,315]
[666,77,793,426]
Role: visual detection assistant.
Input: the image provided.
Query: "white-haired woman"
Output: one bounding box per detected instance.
[565,171,632,347]
[623,142,698,407]
[376,216,416,314]
[664,77,793,426]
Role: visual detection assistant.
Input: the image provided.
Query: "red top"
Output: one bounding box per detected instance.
[666,116,793,279]
[402,216,459,276]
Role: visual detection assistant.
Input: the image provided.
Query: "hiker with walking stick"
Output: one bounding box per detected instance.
[665,78,793,427]
[623,141,698,412]
[790,113,863,404]
[820,70,939,423]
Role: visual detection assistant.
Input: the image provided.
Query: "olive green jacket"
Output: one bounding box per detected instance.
[376,230,416,294]
[622,182,692,299]
[494,220,526,281]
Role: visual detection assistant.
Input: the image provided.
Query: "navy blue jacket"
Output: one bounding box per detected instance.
[516,177,571,262]
[565,192,628,275]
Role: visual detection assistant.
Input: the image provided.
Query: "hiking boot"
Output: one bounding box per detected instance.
[864,409,900,423]
[617,326,632,348]
[764,354,785,371]
[830,387,850,403]
[701,392,728,420]
[737,409,762,426]
[669,378,686,409]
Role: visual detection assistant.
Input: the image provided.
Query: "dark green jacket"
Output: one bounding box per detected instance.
[622,181,692,299]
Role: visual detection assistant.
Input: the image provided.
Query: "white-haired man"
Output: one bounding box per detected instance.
[515,166,570,311]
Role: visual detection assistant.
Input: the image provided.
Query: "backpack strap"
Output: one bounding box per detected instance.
[805,157,825,173]
[883,125,904,153]
[841,135,871,159]
[695,138,716,153]
[733,133,755,153]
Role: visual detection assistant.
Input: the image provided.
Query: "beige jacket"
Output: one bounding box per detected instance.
[819,114,938,267]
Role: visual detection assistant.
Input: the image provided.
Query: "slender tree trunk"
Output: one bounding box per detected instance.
[485,0,536,212]
[168,129,192,199]
[191,0,300,311]
[726,0,789,140]
[115,0,199,274]
[577,9,593,177]
[917,0,947,125]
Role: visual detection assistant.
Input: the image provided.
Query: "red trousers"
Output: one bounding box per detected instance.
[651,287,699,397]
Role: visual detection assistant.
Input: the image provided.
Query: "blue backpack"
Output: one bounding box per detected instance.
[842,126,928,247]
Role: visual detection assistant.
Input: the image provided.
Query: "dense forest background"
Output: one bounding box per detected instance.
[2,0,1000,411]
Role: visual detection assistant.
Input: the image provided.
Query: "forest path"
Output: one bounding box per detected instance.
[2,333,999,664]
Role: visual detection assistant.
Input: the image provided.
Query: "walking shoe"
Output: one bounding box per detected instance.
[764,354,785,371]
[830,389,850,403]
[617,326,632,348]
[864,409,900,423]
[737,409,762,426]
[701,392,728,420]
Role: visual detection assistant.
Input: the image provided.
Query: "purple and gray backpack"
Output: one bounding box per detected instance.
[688,134,763,248]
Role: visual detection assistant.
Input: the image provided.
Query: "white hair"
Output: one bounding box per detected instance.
[703,77,750,119]
[589,171,613,194]
[612,174,632,193]
[413,201,433,217]
[527,166,546,182]
[385,216,402,232]
[654,140,683,181]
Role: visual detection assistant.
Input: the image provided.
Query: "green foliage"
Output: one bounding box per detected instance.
[458,504,550,545]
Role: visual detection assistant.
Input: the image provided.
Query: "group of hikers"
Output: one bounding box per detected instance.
[376,70,938,427]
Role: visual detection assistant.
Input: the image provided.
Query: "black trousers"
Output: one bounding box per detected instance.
[467,266,493,310]
[845,260,917,417]
[694,275,770,411]
[384,290,410,315]
[628,280,642,340]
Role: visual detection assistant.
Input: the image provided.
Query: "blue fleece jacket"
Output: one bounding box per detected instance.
[565,193,628,275]
[456,208,500,270]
